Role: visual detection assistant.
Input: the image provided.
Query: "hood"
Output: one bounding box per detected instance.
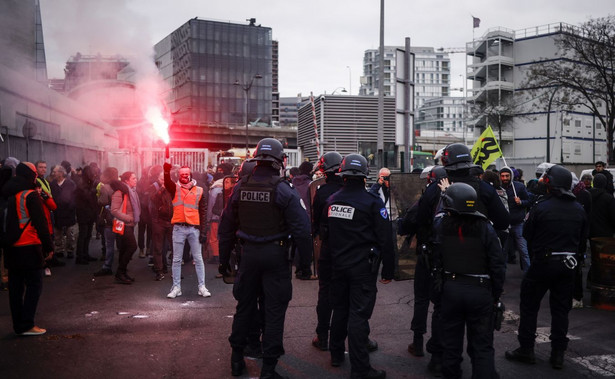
[292,174,311,187]
[211,178,224,189]
[177,178,197,190]
[2,162,37,196]
[110,179,129,194]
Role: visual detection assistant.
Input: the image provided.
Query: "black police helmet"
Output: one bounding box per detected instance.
[252,138,286,163]
[238,160,256,177]
[442,182,486,218]
[441,143,473,170]
[318,152,343,173]
[428,166,448,184]
[337,154,369,178]
[544,165,574,197]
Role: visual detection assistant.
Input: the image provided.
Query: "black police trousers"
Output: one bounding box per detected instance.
[229,241,292,359]
[518,257,575,351]
[331,260,377,375]
[410,254,431,336]
[440,280,495,379]
[316,255,349,348]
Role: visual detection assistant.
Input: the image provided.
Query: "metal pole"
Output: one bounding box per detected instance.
[593,113,596,162]
[244,88,249,157]
[546,85,560,162]
[404,37,412,172]
[377,0,385,169]
[347,66,352,95]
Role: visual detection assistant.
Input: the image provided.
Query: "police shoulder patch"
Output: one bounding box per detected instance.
[380,208,388,219]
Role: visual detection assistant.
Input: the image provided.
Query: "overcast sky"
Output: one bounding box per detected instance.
[40,0,615,98]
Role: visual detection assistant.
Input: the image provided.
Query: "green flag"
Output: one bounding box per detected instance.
[470,126,503,170]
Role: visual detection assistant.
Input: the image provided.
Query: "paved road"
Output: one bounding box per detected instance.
[1,238,614,378]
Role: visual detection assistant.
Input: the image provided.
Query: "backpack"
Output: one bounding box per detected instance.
[211,189,224,217]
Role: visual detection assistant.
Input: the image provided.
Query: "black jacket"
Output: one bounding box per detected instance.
[75,166,99,224]
[50,177,77,227]
[588,188,615,238]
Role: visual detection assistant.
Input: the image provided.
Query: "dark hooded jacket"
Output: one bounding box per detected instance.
[2,163,53,269]
[51,174,77,227]
[588,173,615,238]
[75,165,99,224]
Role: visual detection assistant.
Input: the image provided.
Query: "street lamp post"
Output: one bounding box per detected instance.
[346,66,352,95]
[331,87,347,95]
[235,74,263,157]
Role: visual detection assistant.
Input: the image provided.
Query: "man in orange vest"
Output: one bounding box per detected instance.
[2,162,54,336]
[163,164,209,299]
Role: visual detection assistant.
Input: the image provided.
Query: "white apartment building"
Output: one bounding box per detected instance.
[360,46,451,109]
[467,23,607,170]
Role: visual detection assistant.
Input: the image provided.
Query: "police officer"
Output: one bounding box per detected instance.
[311,151,345,352]
[218,138,311,379]
[505,165,588,370]
[433,182,505,378]
[416,143,509,375]
[401,165,447,358]
[322,154,394,379]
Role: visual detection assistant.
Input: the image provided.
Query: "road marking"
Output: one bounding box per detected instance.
[571,354,615,377]
[534,327,581,343]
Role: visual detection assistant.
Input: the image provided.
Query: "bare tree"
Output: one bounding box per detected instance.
[520,17,615,163]
[468,95,527,143]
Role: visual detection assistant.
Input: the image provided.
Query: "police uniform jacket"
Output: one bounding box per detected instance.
[323,180,394,279]
[218,165,311,264]
[523,194,588,260]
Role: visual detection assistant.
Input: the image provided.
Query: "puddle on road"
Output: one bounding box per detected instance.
[132,314,149,319]
[84,311,99,318]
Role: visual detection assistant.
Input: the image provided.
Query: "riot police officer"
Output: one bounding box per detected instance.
[218,138,311,379]
[434,182,505,378]
[505,165,588,370]
[416,143,509,375]
[322,154,394,379]
[311,151,345,352]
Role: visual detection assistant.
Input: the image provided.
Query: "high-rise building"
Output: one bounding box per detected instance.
[416,97,466,134]
[154,18,274,127]
[360,46,451,108]
[467,23,608,167]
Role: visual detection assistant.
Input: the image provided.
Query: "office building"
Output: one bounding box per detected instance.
[154,18,274,127]
[360,46,451,108]
[467,23,608,168]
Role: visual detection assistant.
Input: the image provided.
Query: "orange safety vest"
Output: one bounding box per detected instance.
[14,190,42,246]
[171,185,203,225]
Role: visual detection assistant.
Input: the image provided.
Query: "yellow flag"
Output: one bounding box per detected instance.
[470,126,503,170]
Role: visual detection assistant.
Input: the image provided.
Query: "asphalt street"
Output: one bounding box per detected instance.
[1,238,614,379]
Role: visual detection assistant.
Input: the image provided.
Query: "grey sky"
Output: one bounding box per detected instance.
[40,0,615,98]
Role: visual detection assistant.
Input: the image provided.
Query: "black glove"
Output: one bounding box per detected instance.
[493,300,505,331]
[218,263,231,276]
[199,233,207,244]
[163,162,172,172]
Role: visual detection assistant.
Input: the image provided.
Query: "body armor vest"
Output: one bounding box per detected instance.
[238,176,284,237]
[441,233,488,275]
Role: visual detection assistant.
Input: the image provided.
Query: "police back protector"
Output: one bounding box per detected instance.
[238,176,284,237]
[441,231,488,275]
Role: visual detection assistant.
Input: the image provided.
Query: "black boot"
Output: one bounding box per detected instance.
[367,338,378,352]
[350,367,386,379]
[260,359,288,379]
[231,349,245,376]
[427,357,442,377]
[408,335,424,357]
[505,347,536,364]
[550,350,565,369]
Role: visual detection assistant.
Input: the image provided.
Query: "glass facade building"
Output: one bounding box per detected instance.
[155,19,273,126]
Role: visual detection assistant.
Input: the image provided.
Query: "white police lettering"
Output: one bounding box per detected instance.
[328,204,355,220]
[261,144,272,151]
[350,159,362,167]
[240,190,270,202]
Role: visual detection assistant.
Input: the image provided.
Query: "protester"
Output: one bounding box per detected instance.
[74,165,99,264]
[148,167,172,281]
[2,162,54,336]
[50,165,77,260]
[110,171,140,284]
[93,167,119,277]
